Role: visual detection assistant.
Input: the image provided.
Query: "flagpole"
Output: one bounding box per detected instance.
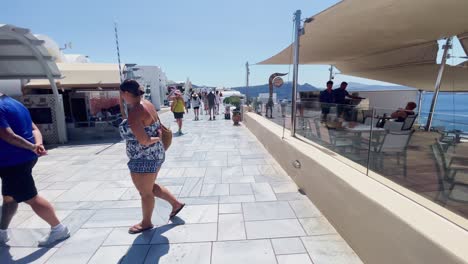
[114,21,126,118]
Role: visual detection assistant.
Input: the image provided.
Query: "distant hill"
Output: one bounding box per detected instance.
[231,82,319,100]
[191,82,416,99]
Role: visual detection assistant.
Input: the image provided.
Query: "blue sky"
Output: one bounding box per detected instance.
[5,0,467,88]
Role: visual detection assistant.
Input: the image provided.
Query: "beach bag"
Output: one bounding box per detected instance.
[160,123,172,150]
[150,111,172,151]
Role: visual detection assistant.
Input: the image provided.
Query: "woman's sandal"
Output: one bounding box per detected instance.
[170,203,185,218]
[128,223,154,234]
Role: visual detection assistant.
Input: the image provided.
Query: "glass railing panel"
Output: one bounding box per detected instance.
[294,102,372,174]
[367,108,468,223]
[248,99,468,225]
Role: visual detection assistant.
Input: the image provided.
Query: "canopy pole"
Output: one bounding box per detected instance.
[416,89,424,125]
[425,37,452,131]
[329,65,334,81]
[246,62,250,105]
[291,10,302,137]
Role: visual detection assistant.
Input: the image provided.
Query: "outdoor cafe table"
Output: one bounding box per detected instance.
[342,123,386,151]
[343,123,386,133]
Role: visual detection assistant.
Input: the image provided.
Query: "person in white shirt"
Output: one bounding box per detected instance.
[192,94,201,121]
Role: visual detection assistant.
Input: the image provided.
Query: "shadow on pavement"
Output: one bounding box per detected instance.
[119,217,185,264]
[0,246,53,264]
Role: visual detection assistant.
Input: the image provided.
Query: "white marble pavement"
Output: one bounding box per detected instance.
[0,110,363,264]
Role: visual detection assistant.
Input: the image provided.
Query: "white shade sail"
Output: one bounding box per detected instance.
[0,24,61,79]
[258,0,468,91]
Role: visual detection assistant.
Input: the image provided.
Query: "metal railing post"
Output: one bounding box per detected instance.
[291,10,302,137]
[426,37,452,131]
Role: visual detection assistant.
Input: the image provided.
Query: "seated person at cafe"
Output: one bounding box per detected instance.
[319,81,335,121]
[333,82,365,118]
[391,102,417,122]
[96,108,111,120]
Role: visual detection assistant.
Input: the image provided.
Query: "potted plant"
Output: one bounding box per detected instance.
[232,109,241,126]
[224,96,242,125]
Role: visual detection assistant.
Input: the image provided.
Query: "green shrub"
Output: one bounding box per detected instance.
[223,96,241,109]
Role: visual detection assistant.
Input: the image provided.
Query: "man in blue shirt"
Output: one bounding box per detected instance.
[333,82,365,118]
[0,93,70,246]
[319,81,335,121]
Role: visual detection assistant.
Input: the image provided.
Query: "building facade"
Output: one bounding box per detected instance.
[133,66,167,110]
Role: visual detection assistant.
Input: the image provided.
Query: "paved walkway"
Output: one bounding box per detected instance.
[0,110,363,264]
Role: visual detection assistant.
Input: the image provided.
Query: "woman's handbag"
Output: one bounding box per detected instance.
[160,122,172,150]
[150,109,172,151]
[142,101,173,151]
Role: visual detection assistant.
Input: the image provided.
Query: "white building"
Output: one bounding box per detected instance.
[133,66,167,110]
[159,71,168,106]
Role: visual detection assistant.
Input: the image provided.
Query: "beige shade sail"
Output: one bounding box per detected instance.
[259,0,468,65]
[335,41,439,73]
[342,63,468,92]
[258,0,468,92]
[26,63,121,89]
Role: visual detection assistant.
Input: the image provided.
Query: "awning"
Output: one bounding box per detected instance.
[258,0,468,91]
[259,0,468,65]
[341,64,468,92]
[26,63,121,89]
[0,24,61,79]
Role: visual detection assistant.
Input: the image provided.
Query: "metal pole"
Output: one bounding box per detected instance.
[417,89,424,125]
[114,22,127,118]
[246,62,250,105]
[366,108,376,175]
[114,22,123,82]
[425,37,452,131]
[291,10,301,137]
[329,65,334,81]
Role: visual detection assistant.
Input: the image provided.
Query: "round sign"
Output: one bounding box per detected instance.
[273,76,284,88]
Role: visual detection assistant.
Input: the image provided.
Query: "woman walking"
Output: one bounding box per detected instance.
[192,93,201,121]
[171,90,185,135]
[119,80,184,234]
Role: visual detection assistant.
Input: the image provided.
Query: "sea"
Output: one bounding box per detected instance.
[420,93,468,132]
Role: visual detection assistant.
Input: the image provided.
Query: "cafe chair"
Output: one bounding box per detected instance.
[432,140,468,203]
[369,130,414,177]
[402,114,418,131]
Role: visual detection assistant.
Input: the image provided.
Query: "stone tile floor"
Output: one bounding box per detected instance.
[0,110,363,264]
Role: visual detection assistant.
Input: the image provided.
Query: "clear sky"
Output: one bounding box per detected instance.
[5,0,467,88]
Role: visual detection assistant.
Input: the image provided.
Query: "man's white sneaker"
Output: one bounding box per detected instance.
[38,226,70,247]
[0,230,9,244]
